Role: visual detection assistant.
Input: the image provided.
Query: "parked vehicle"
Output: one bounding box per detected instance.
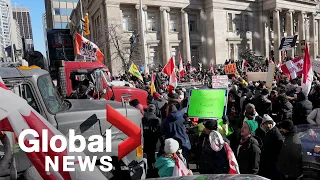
[0,67,146,179]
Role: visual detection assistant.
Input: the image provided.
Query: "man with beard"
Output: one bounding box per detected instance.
[277,120,303,180]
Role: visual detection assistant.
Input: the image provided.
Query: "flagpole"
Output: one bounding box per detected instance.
[139,0,148,74]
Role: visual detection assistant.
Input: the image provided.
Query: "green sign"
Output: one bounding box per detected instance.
[188,89,227,118]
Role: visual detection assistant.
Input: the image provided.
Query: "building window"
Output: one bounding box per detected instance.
[189,14,197,32]
[171,47,179,65]
[191,46,199,67]
[281,17,286,32]
[147,12,156,31]
[122,12,133,31]
[228,13,233,31]
[244,15,249,31]
[169,13,177,32]
[230,44,234,60]
[93,15,101,42]
[61,22,68,29]
[148,47,158,68]
[293,18,298,33]
[270,16,273,31]
[55,22,61,28]
[54,8,60,15]
[235,14,242,31]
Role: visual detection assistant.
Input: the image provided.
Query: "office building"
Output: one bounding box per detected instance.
[0,0,12,49]
[12,7,34,52]
[44,0,78,30]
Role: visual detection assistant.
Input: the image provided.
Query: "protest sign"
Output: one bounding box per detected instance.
[247,72,267,82]
[224,64,237,74]
[188,89,227,118]
[313,59,320,74]
[212,75,229,88]
[266,63,275,89]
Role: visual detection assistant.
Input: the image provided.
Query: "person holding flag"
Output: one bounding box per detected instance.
[129,63,144,82]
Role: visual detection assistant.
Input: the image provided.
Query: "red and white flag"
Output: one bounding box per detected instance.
[280,56,304,79]
[210,63,214,74]
[0,81,107,180]
[75,33,104,62]
[178,52,185,78]
[172,154,189,176]
[302,44,313,95]
[162,56,175,76]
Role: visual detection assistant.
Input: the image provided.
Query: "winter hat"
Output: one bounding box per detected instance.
[279,120,295,131]
[262,114,274,124]
[204,119,218,131]
[261,88,269,95]
[244,120,258,134]
[153,92,161,99]
[129,99,140,107]
[164,138,180,154]
[147,104,156,114]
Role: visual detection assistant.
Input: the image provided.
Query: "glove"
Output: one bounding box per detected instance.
[222,115,229,124]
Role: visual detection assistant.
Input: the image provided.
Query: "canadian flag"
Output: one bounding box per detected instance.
[210,63,214,74]
[162,57,175,76]
[75,33,104,62]
[280,56,304,79]
[178,52,185,77]
[172,154,190,176]
[302,44,313,95]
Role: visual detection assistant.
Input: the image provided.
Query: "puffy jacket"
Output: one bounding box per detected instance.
[293,92,313,125]
[236,137,261,174]
[276,100,293,122]
[154,155,175,177]
[252,95,272,116]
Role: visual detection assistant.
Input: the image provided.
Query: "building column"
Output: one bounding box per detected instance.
[273,8,281,64]
[135,4,148,73]
[286,10,294,58]
[160,7,170,64]
[181,9,191,63]
[309,13,316,59]
[298,11,306,56]
[318,20,320,56]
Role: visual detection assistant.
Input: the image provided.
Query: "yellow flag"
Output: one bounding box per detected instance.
[129,63,143,81]
[150,73,156,95]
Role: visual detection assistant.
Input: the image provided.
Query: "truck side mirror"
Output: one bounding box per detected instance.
[94,70,103,93]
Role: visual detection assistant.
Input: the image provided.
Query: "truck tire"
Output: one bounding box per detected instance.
[23,166,42,180]
[58,66,68,98]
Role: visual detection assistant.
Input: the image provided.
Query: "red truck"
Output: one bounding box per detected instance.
[52,60,148,107]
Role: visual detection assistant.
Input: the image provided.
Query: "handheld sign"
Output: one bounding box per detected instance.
[187,89,228,119]
[224,64,237,74]
[212,75,229,88]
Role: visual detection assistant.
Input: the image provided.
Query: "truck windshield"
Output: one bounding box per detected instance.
[37,74,63,114]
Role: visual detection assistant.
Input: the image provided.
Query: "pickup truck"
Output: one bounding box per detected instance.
[0,67,146,179]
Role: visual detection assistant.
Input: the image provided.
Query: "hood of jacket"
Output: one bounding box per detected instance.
[144,111,159,121]
[297,92,306,102]
[243,111,259,121]
[260,119,276,133]
[167,111,184,122]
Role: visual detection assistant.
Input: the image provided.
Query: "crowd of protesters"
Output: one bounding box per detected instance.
[111,58,320,179]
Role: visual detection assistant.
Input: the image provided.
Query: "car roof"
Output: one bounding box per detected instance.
[0,68,49,79]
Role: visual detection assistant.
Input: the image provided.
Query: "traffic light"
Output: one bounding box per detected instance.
[81,13,90,36]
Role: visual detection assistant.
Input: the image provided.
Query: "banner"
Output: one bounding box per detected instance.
[224,64,237,74]
[313,59,320,74]
[247,72,267,82]
[279,35,298,50]
[75,33,104,62]
[266,63,275,89]
[188,89,227,118]
[212,75,229,88]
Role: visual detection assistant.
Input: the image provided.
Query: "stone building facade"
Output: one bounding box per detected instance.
[70,0,320,75]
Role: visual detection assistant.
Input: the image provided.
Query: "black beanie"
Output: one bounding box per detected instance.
[204,119,218,131]
[129,99,140,107]
[261,89,269,95]
[279,120,295,131]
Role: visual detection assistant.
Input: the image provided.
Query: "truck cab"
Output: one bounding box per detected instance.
[53,60,148,107]
[0,67,146,179]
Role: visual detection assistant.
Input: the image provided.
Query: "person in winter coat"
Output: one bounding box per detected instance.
[293,92,313,125]
[237,120,261,174]
[142,104,162,178]
[274,94,293,123]
[154,138,192,177]
[255,114,283,179]
[252,89,272,116]
[242,91,253,115]
[243,103,263,125]
[152,92,167,118]
[129,99,145,116]
[161,104,191,163]
[307,104,320,125]
[277,120,303,180]
[198,120,229,174]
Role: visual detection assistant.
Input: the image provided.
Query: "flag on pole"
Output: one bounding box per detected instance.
[129,63,144,81]
[178,52,185,78]
[302,44,313,95]
[75,33,104,62]
[280,56,304,79]
[150,73,156,95]
[162,57,175,76]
